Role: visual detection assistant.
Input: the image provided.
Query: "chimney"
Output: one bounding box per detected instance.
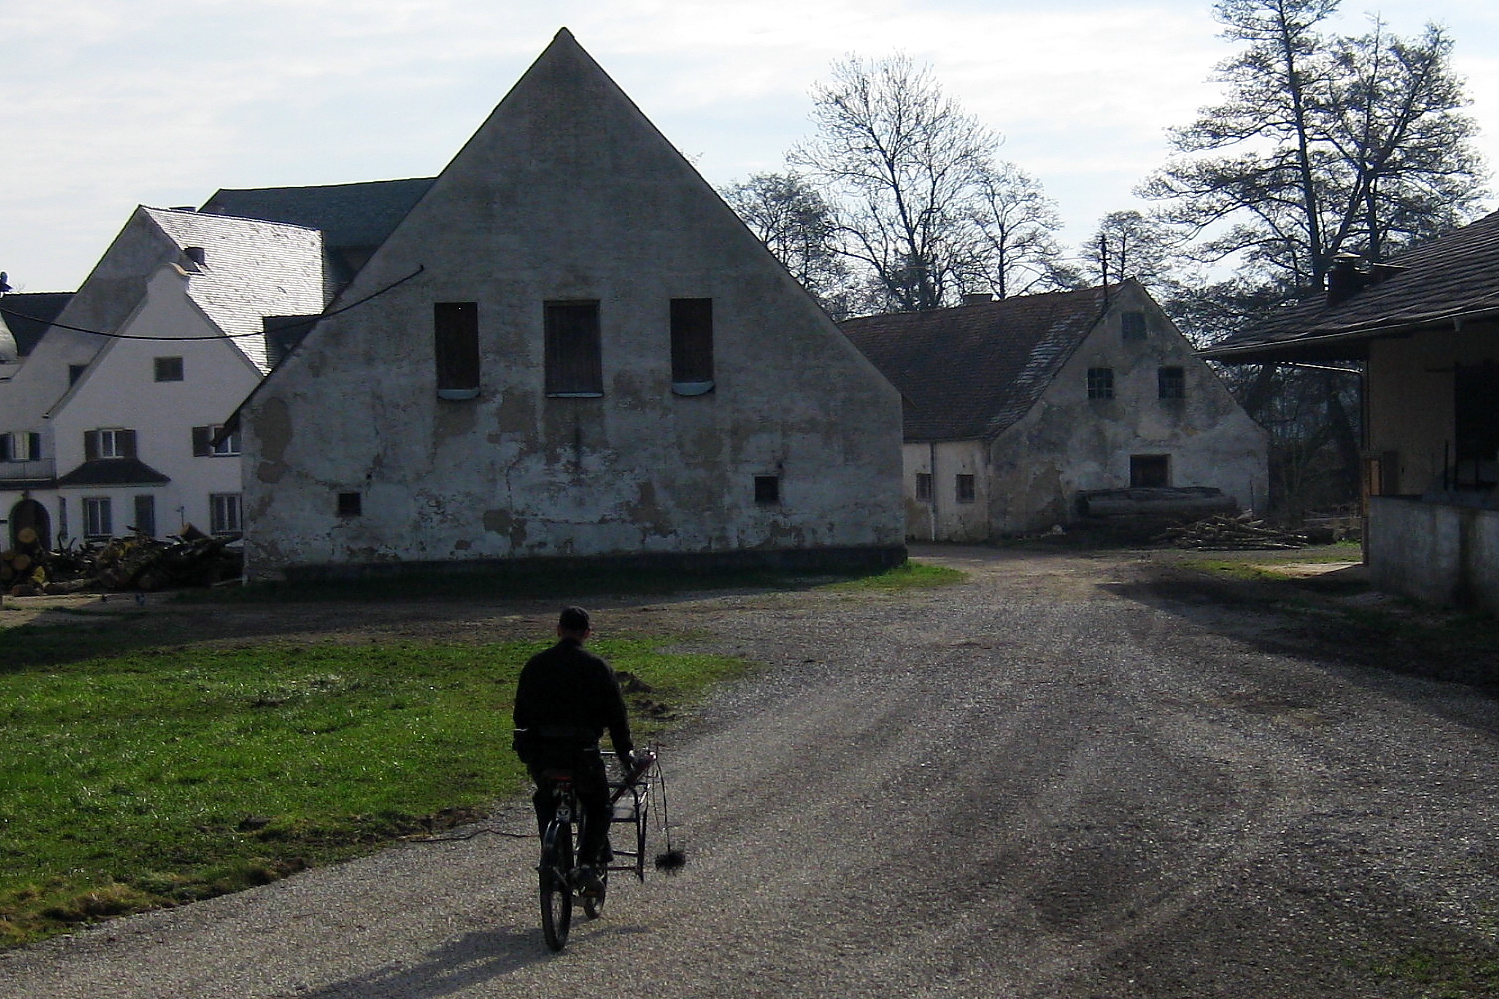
[961,292,994,306]
[184,246,207,270]
[1325,252,1365,306]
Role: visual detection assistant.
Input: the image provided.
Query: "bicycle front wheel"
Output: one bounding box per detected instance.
[539,821,574,951]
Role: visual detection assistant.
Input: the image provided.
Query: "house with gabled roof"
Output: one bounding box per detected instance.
[842,280,1268,541]
[233,29,905,581]
[1204,210,1499,611]
[0,208,324,550]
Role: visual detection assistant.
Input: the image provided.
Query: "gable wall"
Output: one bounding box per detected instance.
[240,39,903,577]
[986,286,1268,535]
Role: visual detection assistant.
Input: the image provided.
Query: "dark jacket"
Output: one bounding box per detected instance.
[513,637,633,759]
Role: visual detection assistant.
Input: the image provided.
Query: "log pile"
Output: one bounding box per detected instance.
[1156,514,1310,550]
[2,528,242,596]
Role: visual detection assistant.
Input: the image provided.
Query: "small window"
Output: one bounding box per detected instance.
[1122,311,1147,340]
[545,301,603,397]
[0,432,30,462]
[915,472,933,502]
[133,494,157,537]
[1087,367,1115,400]
[83,497,113,539]
[154,356,184,382]
[210,493,242,535]
[754,475,781,505]
[193,425,240,457]
[670,298,715,395]
[434,302,481,400]
[955,474,976,504]
[337,491,363,517]
[85,428,137,460]
[1158,366,1186,400]
[1131,455,1170,488]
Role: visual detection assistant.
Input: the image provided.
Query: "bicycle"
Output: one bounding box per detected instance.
[535,748,660,951]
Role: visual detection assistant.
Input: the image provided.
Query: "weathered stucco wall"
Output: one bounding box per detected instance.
[986,286,1268,536]
[240,34,904,579]
[901,441,988,542]
[1369,496,1499,612]
[1367,324,1499,496]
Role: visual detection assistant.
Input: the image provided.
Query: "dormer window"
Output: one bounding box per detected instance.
[85,428,136,460]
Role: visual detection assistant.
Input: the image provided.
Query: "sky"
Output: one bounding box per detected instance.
[3,0,1498,293]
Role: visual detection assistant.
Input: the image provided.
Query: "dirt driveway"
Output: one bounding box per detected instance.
[3,543,1499,998]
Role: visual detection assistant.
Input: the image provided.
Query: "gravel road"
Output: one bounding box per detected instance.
[3,544,1499,998]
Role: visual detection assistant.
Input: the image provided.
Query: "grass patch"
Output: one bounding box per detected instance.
[1368,946,1499,997]
[0,633,744,947]
[823,561,965,591]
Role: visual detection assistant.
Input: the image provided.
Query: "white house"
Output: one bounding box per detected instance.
[0,208,324,547]
[234,29,906,580]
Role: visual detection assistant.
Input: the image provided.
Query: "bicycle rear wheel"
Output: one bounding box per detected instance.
[539,820,574,951]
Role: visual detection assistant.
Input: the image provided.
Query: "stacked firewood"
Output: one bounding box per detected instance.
[1156,514,1310,550]
[2,529,242,596]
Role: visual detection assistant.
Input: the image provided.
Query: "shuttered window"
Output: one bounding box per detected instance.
[670,298,714,395]
[434,302,481,400]
[85,428,137,460]
[84,497,112,539]
[545,301,603,397]
[192,425,239,456]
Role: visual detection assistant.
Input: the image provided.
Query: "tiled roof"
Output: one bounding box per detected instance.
[1204,210,1499,362]
[142,209,326,372]
[199,179,434,287]
[56,457,170,487]
[840,286,1111,441]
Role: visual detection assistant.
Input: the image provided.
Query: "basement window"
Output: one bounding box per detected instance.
[337,491,363,517]
[434,302,481,400]
[754,475,781,505]
[915,472,933,502]
[545,300,603,397]
[1131,454,1170,488]
[1087,367,1115,400]
[670,297,715,395]
[955,474,976,504]
[1158,366,1185,400]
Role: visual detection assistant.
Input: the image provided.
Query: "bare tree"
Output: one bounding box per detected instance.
[969,162,1074,298]
[720,172,859,318]
[789,54,997,312]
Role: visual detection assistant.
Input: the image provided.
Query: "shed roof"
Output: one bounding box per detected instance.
[840,285,1111,441]
[1203,210,1499,363]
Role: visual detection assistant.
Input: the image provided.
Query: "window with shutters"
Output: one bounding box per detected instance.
[434,302,481,400]
[0,431,40,462]
[670,298,714,395]
[1158,366,1186,400]
[545,301,603,397]
[84,497,112,539]
[192,425,239,457]
[154,356,184,382]
[1087,367,1115,400]
[210,493,242,535]
[133,495,157,537]
[85,428,136,460]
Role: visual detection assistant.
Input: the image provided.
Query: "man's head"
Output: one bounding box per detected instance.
[557,605,591,640]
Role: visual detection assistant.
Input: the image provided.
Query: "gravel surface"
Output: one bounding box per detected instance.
[3,544,1499,998]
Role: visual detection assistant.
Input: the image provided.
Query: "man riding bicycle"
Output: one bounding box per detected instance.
[512,606,636,896]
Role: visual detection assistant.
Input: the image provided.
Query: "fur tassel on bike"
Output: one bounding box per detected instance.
[654,848,687,872]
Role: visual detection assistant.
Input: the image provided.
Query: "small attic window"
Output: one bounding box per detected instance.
[337,491,363,517]
[155,356,184,382]
[1122,311,1147,340]
[754,475,781,505]
[670,298,715,395]
[545,301,603,397]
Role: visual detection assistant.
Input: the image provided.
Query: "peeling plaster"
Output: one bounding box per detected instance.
[254,396,293,483]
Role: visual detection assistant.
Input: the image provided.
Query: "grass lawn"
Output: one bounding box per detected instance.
[0,558,963,947]
[0,634,743,948]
